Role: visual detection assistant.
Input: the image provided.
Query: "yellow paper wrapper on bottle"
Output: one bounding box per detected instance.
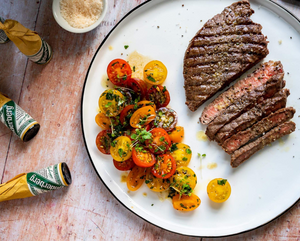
[0,163,72,202]
[0,19,52,64]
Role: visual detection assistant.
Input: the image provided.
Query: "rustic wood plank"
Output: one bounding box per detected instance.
[0,1,41,181]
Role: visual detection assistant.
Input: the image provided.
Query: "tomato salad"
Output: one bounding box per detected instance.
[95,58,201,212]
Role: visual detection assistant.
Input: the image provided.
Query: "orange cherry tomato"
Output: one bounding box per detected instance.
[144,60,168,85]
[145,168,170,192]
[132,146,156,168]
[169,126,184,143]
[113,157,135,171]
[207,178,231,203]
[130,106,156,128]
[151,154,176,179]
[172,193,201,212]
[107,59,132,86]
[137,100,156,111]
[95,130,112,155]
[95,113,111,130]
[127,166,147,191]
[145,128,171,154]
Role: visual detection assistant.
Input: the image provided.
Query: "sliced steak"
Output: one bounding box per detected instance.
[215,89,289,143]
[223,107,295,154]
[205,79,286,140]
[231,121,296,168]
[184,0,269,112]
[200,61,283,124]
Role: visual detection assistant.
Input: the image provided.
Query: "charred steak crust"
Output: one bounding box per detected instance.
[183,0,269,112]
[205,78,286,141]
[230,121,296,168]
[222,107,295,154]
[200,61,283,125]
[215,88,289,144]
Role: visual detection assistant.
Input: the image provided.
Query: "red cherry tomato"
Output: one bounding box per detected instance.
[119,105,135,126]
[146,85,170,108]
[151,154,176,179]
[107,59,132,86]
[113,158,135,171]
[95,130,112,155]
[145,128,171,154]
[126,78,147,100]
[132,146,156,168]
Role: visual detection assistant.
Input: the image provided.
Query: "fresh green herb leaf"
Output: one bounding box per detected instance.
[182,157,188,161]
[186,148,192,154]
[118,148,124,157]
[124,45,129,49]
[170,143,178,152]
[147,75,156,83]
[133,66,136,72]
[217,179,227,186]
[105,102,112,108]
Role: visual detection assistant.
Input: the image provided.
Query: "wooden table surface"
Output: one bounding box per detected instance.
[1,0,299,240]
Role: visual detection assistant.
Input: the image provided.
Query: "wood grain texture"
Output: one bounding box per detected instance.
[0,0,299,241]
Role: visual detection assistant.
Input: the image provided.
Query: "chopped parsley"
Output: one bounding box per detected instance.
[147,75,156,83]
[186,148,192,154]
[124,45,129,49]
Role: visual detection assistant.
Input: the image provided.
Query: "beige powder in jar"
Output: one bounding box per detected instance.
[60,0,103,29]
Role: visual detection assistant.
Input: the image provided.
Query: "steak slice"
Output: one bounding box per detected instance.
[200,61,283,124]
[223,107,295,154]
[205,79,286,140]
[184,0,269,112]
[231,121,296,168]
[215,88,289,143]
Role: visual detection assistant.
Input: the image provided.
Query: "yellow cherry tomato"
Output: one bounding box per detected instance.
[98,89,125,117]
[137,100,156,111]
[169,126,184,143]
[145,168,170,192]
[207,178,231,203]
[143,60,168,85]
[110,136,132,162]
[170,166,197,196]
[95,113,111,130]
[170,143,192,167]
[127,166,146,191]
[130,106,156,128]
[172,193,201,212]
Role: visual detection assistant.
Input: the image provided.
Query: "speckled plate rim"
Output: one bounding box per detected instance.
[81,0,300,238]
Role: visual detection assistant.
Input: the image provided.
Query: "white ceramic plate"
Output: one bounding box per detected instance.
[82,0,300,237]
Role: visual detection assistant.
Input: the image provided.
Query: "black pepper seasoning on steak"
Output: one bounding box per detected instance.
[183,0,269,111]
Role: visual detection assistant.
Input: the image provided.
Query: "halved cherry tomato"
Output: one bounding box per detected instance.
[113,157,135,171]
[132,146,156,167]
[137,100,156,111]
[98,89,125,117]
[145,128,171,154]
[110,136,132,162]
[96,130,112,155]
[169,126,184,143]
[145,168,170,192]
[107,59,132,86]
[170,143,192,167]
[95,113,111,130]
[127,166,147,191]
[146,85,170,108]
[119,105,135,126]
[172,193,201,212]
[151,154,176,179]
[154,107,178,132]
[170,166,197,196]
[130,106,156,128]
[207,178,231,203]
[126,78,147,100]
[144,60,168,85]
